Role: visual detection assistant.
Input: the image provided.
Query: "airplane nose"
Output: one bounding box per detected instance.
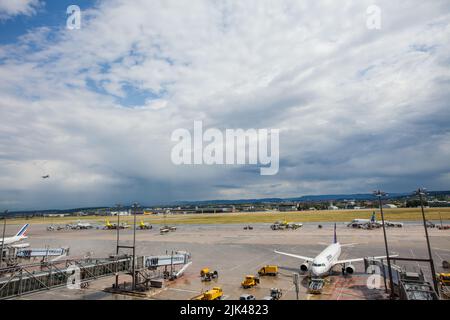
[312,267,323,277]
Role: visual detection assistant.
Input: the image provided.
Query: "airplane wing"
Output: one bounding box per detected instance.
[334,258,365,264]
[274,250,314,262]
[340,243,358,247]
[334,254,398,265]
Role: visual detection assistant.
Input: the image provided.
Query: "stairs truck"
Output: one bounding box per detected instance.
[191,287,223,300]
[308,278,324,294]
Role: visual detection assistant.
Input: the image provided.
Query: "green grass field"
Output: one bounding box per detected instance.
[7,207,450,225]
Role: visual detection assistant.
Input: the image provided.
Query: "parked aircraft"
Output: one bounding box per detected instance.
[347,212,381,228]
[67,220,94,230]
[0,224,30,246]
[348,212,403,229]
[275,223,396,277]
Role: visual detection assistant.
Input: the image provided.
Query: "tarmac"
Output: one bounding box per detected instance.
[3,221,449,300]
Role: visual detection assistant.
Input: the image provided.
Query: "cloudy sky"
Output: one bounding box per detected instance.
[0,0,449,210]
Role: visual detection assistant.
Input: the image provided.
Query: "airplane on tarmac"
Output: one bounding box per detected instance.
[347,212,381,228]
[348,212,403,228]
[66,220,94,230]
[275,223,396,277]
[0,224,30,246]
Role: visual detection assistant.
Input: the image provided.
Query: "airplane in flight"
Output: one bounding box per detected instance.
[275,223,395,277]
[0,224,30,246]
[42,174,50,179]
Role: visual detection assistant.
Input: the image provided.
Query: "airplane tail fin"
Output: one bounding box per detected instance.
[333,223,337,243]
[15,224,29,237]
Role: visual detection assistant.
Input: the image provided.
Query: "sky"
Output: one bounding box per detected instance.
[0,0,449,210]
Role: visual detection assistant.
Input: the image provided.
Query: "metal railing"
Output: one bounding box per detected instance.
[0,256,133,299]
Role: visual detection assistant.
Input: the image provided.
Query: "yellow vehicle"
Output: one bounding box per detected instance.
[104,219,115,230]
[200,268,210,277]
[191,287,223,300]
[104,219,129,230]
[200,268,218,281]
[241,275,260,289]
[137,220,152,230]
[258,265,278,276]
[438,273,450,286]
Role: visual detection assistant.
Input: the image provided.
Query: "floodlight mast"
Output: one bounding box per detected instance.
[373,190,394,298]
[1,210,7,268]
[415,188,439,296]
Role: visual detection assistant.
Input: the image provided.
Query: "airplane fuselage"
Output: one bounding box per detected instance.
[351,219,370,224]
[0,235,28,246]
[310,242,341,277]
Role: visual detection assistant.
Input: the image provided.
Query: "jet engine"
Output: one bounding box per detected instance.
[345,264,355,274]
[300,263,309,272]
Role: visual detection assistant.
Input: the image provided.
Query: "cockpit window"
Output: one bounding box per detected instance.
[312,263,326,267]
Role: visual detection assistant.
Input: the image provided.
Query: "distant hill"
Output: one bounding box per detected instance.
[3,190,449,215]
[172,191,449,206]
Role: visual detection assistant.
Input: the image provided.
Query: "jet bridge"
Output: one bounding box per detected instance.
[0,256,133,299]
[0,251,192,299]
[2,246,69,266]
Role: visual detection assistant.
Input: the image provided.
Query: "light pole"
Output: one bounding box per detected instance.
[1,210,7,268]
[373,190,394,298]
[131,202,138,291]
[115,204,121,289]
[115,204,121,255]
[416,188,439,296]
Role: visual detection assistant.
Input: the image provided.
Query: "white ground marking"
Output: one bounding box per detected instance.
[432,247,450,252]
[410,248,422,270]
[435,251,445,263]
[167,287,199,294]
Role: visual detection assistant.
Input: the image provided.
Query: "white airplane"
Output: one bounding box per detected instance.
[275,223,395,277]
[64,220,95,230]
[347,212,380,228]
[348,212,403,228]
[0,224,30,246]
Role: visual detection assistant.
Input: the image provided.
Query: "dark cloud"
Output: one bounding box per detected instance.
[0,0,449,210]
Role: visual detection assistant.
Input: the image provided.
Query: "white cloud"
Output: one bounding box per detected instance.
[0,0,41,20]
[0,0,450,209]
